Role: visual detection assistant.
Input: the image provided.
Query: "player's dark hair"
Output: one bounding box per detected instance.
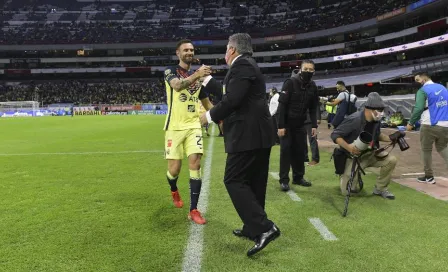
[301,59,315,67]
[176,39,193,50]
[336,81,345,86]
[415,71,431,78]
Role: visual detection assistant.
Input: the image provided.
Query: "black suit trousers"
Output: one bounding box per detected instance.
[279,126,306,184]
[224,148,274,239]
[272,114,280,144]
[304,123,320,163]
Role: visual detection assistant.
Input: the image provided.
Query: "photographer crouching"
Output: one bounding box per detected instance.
[331,92,404,200]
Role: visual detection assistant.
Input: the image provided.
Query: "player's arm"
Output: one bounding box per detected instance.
[327,93,345,106]
[169,75,200,92]
[326,98,342,106]
[408,89,427,126]
[200,98,214,111]
[165,65,211,92]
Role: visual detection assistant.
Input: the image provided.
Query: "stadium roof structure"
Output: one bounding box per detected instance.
[265,67,415,89]
[412,59,448,75]
[266,56,448,89]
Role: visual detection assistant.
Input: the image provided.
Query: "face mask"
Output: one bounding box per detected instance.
[225,48,233,65]
[300,71,314,82]
[371,110,384,121]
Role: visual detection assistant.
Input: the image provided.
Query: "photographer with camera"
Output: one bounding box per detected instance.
[331,92,402,200]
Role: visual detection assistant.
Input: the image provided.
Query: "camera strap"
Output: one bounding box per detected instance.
[368,121,381,149]
[375,142,396,154]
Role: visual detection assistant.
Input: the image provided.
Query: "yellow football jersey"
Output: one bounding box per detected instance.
[163,65,207,131]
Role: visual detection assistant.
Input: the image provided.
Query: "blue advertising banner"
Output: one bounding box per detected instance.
[409,0,438,11]
[192,40,213,46]
[141,104,168,111]
[0,109,71,117]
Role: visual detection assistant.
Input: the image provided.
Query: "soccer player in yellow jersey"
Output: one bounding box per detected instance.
[163,39,214,224]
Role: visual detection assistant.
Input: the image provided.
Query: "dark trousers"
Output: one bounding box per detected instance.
[279,126,306,184]
[304,123,320,163]
[420,125,448,177]
[272,114,280,144]
[327,113,335,128]
[224,148,274,239]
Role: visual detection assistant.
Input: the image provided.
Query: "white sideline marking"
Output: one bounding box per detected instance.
[0,150,163,156]
[181,125,216,272]
[402,172,425,176]
[309,218,338,241]
[286,190,302,202]
[269,172,302,202]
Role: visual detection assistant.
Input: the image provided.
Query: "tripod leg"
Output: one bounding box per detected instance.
[355,158,364,191]
[358,171,364,191]
[343,157,358,217]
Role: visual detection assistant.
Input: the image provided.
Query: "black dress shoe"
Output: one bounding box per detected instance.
[280,183,290,191]
[247,225,281,257]
[292,178,312,187]
[232,229,252,240]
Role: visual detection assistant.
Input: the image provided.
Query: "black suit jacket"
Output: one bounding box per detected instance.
[209,54,274,153]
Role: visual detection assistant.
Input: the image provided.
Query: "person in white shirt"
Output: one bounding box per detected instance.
[269,88,280,144]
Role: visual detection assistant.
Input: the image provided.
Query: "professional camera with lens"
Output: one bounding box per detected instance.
[389,131,409,151]
[353,131,373,152]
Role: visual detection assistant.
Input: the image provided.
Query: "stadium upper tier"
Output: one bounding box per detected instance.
[0,0,412,44]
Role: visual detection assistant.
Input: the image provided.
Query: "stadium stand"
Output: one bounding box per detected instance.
[0,0,446,121]
[0,80,166,104]
[0,0,413,44]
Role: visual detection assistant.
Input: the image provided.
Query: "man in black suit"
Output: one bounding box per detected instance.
[199,33,280,257]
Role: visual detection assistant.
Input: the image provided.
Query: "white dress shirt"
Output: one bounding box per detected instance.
[269,93,280,116]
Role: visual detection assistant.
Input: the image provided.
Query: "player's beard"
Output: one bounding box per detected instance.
[182,55,193,65]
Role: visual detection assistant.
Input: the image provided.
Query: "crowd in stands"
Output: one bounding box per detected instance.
[0,0,412,44]
[3,0,338,13]
[0,80,166,105]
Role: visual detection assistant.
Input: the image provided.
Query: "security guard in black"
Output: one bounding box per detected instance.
[277,62,319,190]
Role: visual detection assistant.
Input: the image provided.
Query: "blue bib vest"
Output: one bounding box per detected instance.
[422,83,448,126]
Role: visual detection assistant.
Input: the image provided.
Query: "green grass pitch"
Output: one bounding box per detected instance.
[0,116,447,272]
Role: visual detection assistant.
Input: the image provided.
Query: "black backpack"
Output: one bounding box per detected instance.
[344,91,358,115]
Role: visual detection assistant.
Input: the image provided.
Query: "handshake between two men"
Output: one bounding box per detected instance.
[196,65,225,133]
